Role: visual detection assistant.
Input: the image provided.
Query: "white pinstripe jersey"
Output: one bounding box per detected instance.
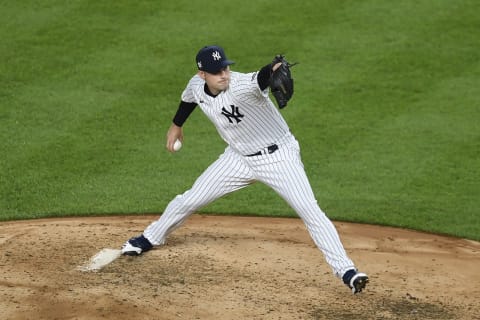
[181,71,290,155]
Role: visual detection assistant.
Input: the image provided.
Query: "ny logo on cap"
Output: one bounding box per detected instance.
[212,51,222,61]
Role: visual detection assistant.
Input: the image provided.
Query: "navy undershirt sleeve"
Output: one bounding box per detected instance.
[172,101,197,127]
[257,64,273,91]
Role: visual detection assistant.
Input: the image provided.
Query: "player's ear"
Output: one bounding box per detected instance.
[197,71,206,80]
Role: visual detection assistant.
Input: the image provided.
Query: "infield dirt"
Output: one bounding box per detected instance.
[1,214,479,319]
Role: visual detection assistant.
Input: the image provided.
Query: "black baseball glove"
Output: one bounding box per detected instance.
[269,55,297,108]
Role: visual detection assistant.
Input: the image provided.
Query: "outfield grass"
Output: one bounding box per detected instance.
[1,1,479,240]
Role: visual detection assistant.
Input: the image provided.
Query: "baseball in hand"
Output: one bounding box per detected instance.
[173,139,182,151]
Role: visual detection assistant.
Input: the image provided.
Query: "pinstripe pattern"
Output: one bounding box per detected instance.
[247,134,355,276]
[143,69,358,278]
[144,133,356,277]
[181,72,289,155]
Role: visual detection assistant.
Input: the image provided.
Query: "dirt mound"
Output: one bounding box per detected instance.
[1,214,479,319]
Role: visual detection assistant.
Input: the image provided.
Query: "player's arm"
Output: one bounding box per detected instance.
[257,62,283,91]
[166,101,197,152]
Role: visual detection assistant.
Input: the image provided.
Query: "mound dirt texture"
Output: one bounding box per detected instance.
[1,214,479,320]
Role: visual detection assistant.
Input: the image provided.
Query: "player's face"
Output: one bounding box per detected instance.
[199,66,231,95]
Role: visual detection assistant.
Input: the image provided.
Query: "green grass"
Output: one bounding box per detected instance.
[1,0,479,240]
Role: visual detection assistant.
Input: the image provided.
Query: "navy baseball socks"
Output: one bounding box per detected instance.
[121,234,153,256]
[342,269,369,294]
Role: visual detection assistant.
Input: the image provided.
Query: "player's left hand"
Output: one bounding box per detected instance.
[269,55,297,109]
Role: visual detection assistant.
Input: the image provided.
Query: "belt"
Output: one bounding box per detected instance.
[245,144,279,157]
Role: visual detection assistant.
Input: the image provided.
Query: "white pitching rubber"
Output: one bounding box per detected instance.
[77,248,122,272]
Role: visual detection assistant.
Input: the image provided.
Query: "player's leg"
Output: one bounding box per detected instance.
[253,139,366,288]
[122,148,254,254]
[260,163,355,276]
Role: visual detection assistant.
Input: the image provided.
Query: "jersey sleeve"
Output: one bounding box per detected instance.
[181,75,203,104]
[233,71,270,103]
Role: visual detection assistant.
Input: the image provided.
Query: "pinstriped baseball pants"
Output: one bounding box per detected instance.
[144,133,356,277]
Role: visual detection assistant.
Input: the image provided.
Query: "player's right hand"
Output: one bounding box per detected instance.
[166,123,183,153]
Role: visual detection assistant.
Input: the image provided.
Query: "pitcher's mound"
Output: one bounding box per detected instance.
[1,214,479,319]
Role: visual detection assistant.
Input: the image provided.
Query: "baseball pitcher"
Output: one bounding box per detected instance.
[121,45,369,294]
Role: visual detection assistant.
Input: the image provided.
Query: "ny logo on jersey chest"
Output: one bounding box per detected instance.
[221,105,244,124]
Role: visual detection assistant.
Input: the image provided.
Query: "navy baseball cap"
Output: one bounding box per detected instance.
[196,45,234,74]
